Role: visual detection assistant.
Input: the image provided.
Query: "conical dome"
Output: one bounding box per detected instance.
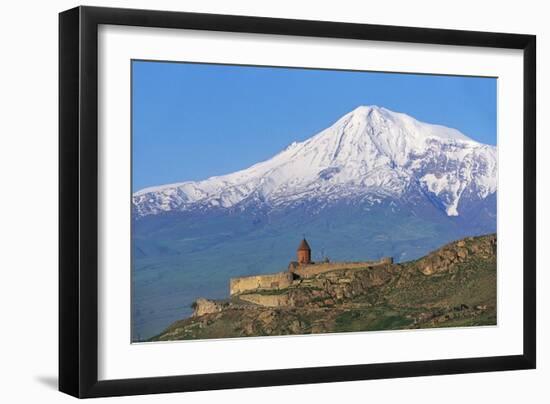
[297,238,311,251]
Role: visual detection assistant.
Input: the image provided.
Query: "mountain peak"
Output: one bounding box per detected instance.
[133,107,496,218]
[344,105,388,121]
[339,105,474,145]
[349,104,384,114]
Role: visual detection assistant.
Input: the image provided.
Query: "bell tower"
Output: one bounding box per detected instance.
[297,238,312,265]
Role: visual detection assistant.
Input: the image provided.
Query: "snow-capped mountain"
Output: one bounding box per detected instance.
[133,106,497,218]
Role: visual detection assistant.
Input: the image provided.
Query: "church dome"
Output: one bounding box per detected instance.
[297,238,311,251]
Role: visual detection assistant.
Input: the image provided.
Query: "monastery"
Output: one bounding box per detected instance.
[229,238,393,296]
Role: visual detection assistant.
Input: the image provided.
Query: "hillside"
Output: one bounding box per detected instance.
[150,234,496,341]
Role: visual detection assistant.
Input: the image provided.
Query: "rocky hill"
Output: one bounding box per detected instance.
[150,234,496,341]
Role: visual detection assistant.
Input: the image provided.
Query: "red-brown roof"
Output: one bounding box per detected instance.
[297,238,311,251]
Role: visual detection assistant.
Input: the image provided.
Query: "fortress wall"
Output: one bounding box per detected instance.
[229,257,394,295]
[230,272,293,296]
[238,293,289,307]
[294,257,393,278]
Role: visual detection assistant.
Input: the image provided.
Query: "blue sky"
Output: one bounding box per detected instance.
[132,60,496,192]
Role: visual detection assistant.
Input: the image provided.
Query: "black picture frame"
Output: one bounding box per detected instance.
[59,5,536,398]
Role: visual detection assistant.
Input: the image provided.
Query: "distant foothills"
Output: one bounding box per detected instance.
[149,233,497,341]
[131,106,497,341]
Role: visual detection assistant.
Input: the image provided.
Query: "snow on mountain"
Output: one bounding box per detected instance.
[133,106,497,218]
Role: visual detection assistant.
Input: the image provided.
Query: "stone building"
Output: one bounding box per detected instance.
[230,237,394,296]
[296,238,312,265]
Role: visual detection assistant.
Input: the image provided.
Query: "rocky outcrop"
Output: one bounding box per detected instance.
[287,264,398,306]
[192,298,227,317]
[417,234,496,275]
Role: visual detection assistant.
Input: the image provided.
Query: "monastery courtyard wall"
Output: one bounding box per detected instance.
[293,257,393,279]
[229,257,393,296]
[229,272,293,296]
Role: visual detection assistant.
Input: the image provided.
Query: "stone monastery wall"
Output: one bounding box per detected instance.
[293,257,393,279]
[230,272,293,296]
[229,257,393,296]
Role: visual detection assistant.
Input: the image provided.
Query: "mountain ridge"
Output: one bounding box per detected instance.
[133,105,496,218]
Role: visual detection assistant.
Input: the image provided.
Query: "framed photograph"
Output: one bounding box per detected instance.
[59,6,536,398]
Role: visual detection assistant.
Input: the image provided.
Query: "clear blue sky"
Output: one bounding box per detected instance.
[132,60,496,192]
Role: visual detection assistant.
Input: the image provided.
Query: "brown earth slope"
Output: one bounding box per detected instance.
[151,234,496,341]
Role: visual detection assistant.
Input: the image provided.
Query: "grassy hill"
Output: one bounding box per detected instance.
[150,233,496,341]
